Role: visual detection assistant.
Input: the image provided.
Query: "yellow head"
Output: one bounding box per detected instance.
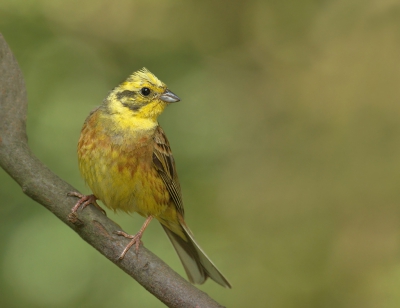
[105,68,180,122]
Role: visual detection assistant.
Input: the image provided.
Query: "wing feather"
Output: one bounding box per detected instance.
[152,126,184,215]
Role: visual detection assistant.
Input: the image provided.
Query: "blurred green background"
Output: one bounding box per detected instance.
[1,0,400,307]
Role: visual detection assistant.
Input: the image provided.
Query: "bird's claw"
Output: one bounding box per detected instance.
[114,230,143,259]
[67,192,106,216]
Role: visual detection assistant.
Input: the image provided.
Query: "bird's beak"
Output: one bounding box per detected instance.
[160,89,180,103]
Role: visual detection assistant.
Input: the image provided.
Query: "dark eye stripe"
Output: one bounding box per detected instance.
[117,90,142,111]
[116,90,137,100]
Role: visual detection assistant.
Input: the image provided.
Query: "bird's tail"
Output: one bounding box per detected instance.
[161,219,231,288]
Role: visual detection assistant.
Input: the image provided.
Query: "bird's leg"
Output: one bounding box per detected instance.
[114,215,154,259]
[67,192,106,217]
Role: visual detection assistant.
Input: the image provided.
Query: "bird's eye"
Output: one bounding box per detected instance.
[141,87,151,96]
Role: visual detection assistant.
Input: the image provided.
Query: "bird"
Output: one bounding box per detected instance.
[68,68,231,288]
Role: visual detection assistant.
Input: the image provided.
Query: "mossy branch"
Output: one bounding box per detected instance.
[0,33,224,308]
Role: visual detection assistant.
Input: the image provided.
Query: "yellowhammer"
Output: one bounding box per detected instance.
[69,68,231,288]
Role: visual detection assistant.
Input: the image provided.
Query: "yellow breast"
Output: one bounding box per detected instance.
[77,108,170,217]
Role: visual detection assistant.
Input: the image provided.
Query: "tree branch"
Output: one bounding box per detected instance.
[0,33,224,308]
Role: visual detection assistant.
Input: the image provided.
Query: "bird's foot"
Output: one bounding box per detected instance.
[114,216,154,259]
[114,230,143,259]
[67,192,105,223]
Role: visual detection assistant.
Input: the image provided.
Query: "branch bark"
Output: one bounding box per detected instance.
[0,33,225,308]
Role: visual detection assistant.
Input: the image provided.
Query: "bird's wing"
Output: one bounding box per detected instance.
[153,125,184,216]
